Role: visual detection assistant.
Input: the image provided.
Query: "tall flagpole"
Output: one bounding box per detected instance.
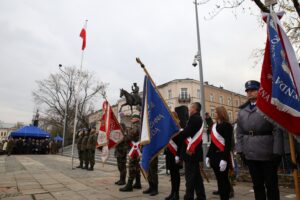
[71,20,88,170]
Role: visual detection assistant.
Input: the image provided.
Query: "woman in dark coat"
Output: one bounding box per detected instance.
[206,106,233,200]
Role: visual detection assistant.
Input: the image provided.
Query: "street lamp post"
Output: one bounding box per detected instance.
[193,0,206,121]
[59,64,69,154]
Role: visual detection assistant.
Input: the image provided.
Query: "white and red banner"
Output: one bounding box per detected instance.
[257,12,300,136]
[97,101,124,149]
[185,122,204,154]
[167,139,178,156]
[128,141,141,158]
[210,123,225,152]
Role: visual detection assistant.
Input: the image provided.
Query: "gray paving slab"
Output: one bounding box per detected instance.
[0,155,296,200]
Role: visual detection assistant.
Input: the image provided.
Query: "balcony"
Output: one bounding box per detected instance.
[178,94,191,103]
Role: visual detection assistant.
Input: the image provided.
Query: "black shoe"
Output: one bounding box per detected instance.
[115,180,120,185]
[119,180,133,192]
[118,180,126,185]
[87,167,94,171]
[76,165,82,168]
[143,187,153,194]
[165,193,174,200]
[132,183,141,189]
[212,190,219,195]
[150,189,158,196]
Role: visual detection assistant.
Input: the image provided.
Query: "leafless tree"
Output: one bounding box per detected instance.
[199,0,300,60]
[32,66,107,142]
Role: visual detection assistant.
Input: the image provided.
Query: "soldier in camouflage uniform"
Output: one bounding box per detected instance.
[81,129,90,170]
[76,130,84,168]
[87,127,97,171]
[115,123,129,185]
[119,114,142,192]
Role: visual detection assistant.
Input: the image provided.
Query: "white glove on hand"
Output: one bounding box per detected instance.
[205,157,210,168]
[219,160,227,172]
[163,154,166,159]
[175,156,180,164]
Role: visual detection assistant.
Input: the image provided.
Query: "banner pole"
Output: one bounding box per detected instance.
[136,57,181,128]
[288,132,300,199]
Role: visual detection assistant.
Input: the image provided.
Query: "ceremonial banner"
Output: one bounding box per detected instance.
[257,12,300,136]
[97,101,123,149]
[140,75,180,174]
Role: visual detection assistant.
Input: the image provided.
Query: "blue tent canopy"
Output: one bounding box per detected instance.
[10,125,51,138]
[54,135,63,142]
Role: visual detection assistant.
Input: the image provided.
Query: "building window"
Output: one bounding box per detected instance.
[180,88,188,99]
[168,89,172,99]
[210,107,215,118]
[219,96,224,104]
[228,97,232,106]
[235,99,240,107]
[209,93,214,102]
[228,111,233,122]
[197,89,200,98]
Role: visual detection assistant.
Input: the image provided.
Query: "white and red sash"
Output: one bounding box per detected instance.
[128,141,141,158]
[167,140,178,156]
[210,123,225,152]
[185,122,204,155]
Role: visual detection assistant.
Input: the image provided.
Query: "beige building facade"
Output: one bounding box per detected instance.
[117,79,247,123]
[88,78,247,129]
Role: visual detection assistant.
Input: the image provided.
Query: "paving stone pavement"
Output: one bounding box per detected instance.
[0,155,297,200]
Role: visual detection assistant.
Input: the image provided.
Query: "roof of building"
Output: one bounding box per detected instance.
[158,78,245,97]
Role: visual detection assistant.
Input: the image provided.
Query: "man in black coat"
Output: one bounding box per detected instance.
[181,102,206,200]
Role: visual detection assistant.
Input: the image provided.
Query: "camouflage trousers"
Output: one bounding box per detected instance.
[117,156,127,180]
[78,150,84,164]
[83,150,88,163]
[87,149,95,166]
[128,157,140,181]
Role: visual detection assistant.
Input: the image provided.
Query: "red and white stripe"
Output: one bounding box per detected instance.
[210,123,225,152]
[128,141,141,158]
[167,139,178,156]
[185,122,204,154]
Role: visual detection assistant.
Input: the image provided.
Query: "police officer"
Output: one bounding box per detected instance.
[119,114,142,192]
[181,102,206,200]
[143,157,158,196]
[87,127,97,171]
[236,80,283,200]
[81,129,90,170]
[165,112,182,200]
[76,130,84,168]
[115,123,129,185]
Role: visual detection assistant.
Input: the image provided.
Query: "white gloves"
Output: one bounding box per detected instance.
[175,156,180,164]
[205,157,210,168]
[219,160,227,172]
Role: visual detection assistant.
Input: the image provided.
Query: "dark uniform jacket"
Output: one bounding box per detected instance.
[81,135,89,151]
[181,112,204,163]
[165,133,183,169]
[87,133,97,150]
[77,135,83,150]
[207,122,233,161]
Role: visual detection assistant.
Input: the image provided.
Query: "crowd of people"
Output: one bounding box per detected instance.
[109,80,300,200]
[0,138,60,156]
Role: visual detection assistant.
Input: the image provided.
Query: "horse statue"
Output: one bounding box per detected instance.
[119,88,142,114]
